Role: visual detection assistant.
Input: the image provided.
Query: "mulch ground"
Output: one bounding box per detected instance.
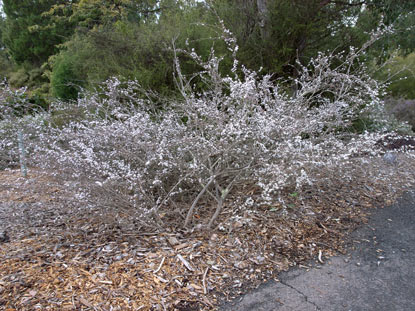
[1,139,415,310]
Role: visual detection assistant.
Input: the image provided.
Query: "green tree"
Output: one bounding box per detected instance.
[212,0,415,78]
[50,0,163,31]
[365,0,415,57]
[211,0,358,76]
[2,0,75,66]
[0,16,13,78]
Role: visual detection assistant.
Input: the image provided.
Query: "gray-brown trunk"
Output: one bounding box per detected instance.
[256,0,268,40]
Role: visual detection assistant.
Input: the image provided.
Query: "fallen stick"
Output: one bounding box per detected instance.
[153,256,166,274]
[202,267,209,294]
[177,254,194,271]
[318,250,324,264]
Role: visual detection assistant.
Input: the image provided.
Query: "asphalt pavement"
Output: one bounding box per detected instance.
[220,190,415,311]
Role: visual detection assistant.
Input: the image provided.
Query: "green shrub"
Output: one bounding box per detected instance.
[9,67,29,87]
[49,6,232,100]
[0,50,13,79]
[379,53,415,99]
[50,53,82,100]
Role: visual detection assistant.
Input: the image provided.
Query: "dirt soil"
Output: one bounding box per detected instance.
[1,144,415,310]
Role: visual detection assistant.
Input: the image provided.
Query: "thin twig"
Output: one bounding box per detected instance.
[202,266,209,294]
[318,249,324,264]
[153,256,166,274]
[177,254,194,271]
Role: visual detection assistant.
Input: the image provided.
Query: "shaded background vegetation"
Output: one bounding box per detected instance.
[0,0,414,128]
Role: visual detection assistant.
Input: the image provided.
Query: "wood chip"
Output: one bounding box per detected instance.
[167,237,180,246]
[79,297,94,308]
[174,243,188,250]
[98,280,113,285]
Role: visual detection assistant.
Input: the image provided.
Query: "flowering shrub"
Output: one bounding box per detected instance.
[0,81,46,169]
[1,24,409,230]
[0,81,29,121]
[0,114,46,170]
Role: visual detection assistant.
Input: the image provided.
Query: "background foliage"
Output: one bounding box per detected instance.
[0,0,413,99]
[0,0,414,128]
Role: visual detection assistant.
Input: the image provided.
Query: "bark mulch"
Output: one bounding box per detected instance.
[1,149,415,310]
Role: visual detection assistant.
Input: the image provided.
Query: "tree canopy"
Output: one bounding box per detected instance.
[2,0,74,65]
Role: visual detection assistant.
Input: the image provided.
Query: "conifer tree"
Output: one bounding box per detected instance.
[2,0,74,65]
